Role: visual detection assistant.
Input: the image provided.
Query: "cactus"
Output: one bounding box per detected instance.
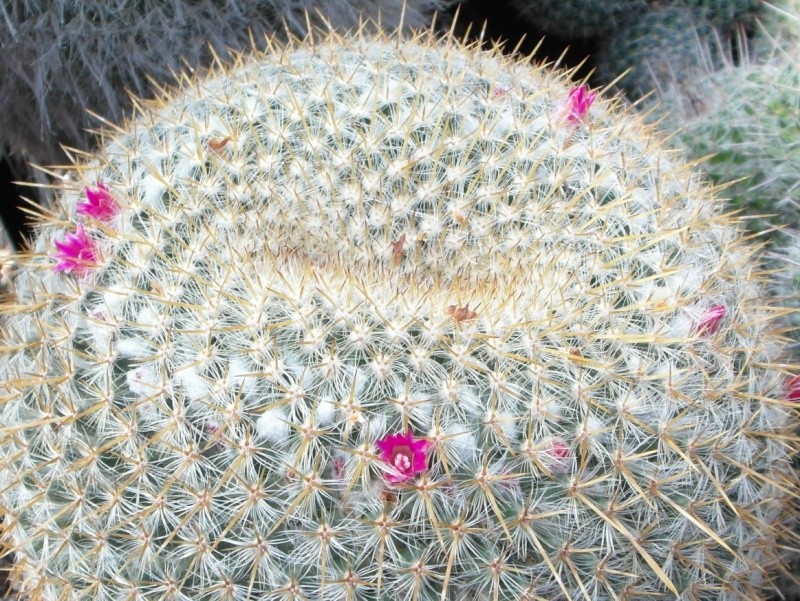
[0,0,450,168]
[594,5,724,99]
[770,222,800,346]
[648,61,800,237]
[677,0,763,27]
[507,0,757,39]
[507,0,648,38]
[752,0,800,59]
[0,26,798,601]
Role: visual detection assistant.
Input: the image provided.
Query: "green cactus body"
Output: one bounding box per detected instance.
[508,0,647,38]
[652,62,800,235]
[770,226,800,347]
[675,0,762,26]
[752,0,800,58]
[0,29,797,601]
[595,6,723,99]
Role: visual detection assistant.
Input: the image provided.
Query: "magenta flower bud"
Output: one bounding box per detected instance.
[565,85,596,124]
[375,431,430,484]
[786,375,800,403]
[332,456,347,480]
[490,85,509,100]
[541,438,571,474]
[694,304,727,336]
[206,421,226,449]
[77,182,119,221]
[52,223,98,275]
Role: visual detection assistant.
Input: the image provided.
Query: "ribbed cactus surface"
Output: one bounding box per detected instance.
[0,28,797,601]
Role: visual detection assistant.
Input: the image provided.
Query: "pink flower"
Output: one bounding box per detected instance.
[331,456,347,480]
[77,182,119,221]
[786,375,800,402]
[548,439,570,459]
[490,85,509,100]
[565,85,596,123]
[693,304,726,336]
[375,431,430,484]
[52,223,98,274]
[541,438,571,474]
[206,421,225,448]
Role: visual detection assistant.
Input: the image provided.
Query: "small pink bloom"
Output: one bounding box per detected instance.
[332,456,347,480]
[548,440,570,459]
[77,182,119,221]
[565,85,596,123]
[491,85,509,100]
[786,375,800,402]
[541,438,570,474]
[693,304,727,336]
[52,223,98,274]
[206,421,225,448]
[375,431,430,484]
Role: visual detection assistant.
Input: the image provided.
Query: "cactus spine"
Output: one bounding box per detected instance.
[0,26,797,601]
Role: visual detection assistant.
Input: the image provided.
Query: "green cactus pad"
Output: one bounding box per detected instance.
[0,28,797,601]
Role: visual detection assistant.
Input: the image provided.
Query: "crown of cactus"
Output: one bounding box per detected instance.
[1,26,798,601]
[0,0,449,167]
[595,6,724,99]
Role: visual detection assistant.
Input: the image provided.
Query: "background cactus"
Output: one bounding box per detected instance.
[507,0,759,40]
[647,61,800,236]
[0,25,798,601]
[752,0,800,58]
[677,0,763,26]
[594,5,725,99]
[0,0,450,169]
[506,0,648,39]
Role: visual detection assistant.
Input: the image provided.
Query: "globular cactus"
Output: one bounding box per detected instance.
[770,223,800,347]
[648,60,800,236]
[0,0,450,168]
[752,0,800,58]
[595,5,724,99]
[507,0,648,39]
[1,26,798,601]
[507,0,757,39]
[677,0,763,27]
